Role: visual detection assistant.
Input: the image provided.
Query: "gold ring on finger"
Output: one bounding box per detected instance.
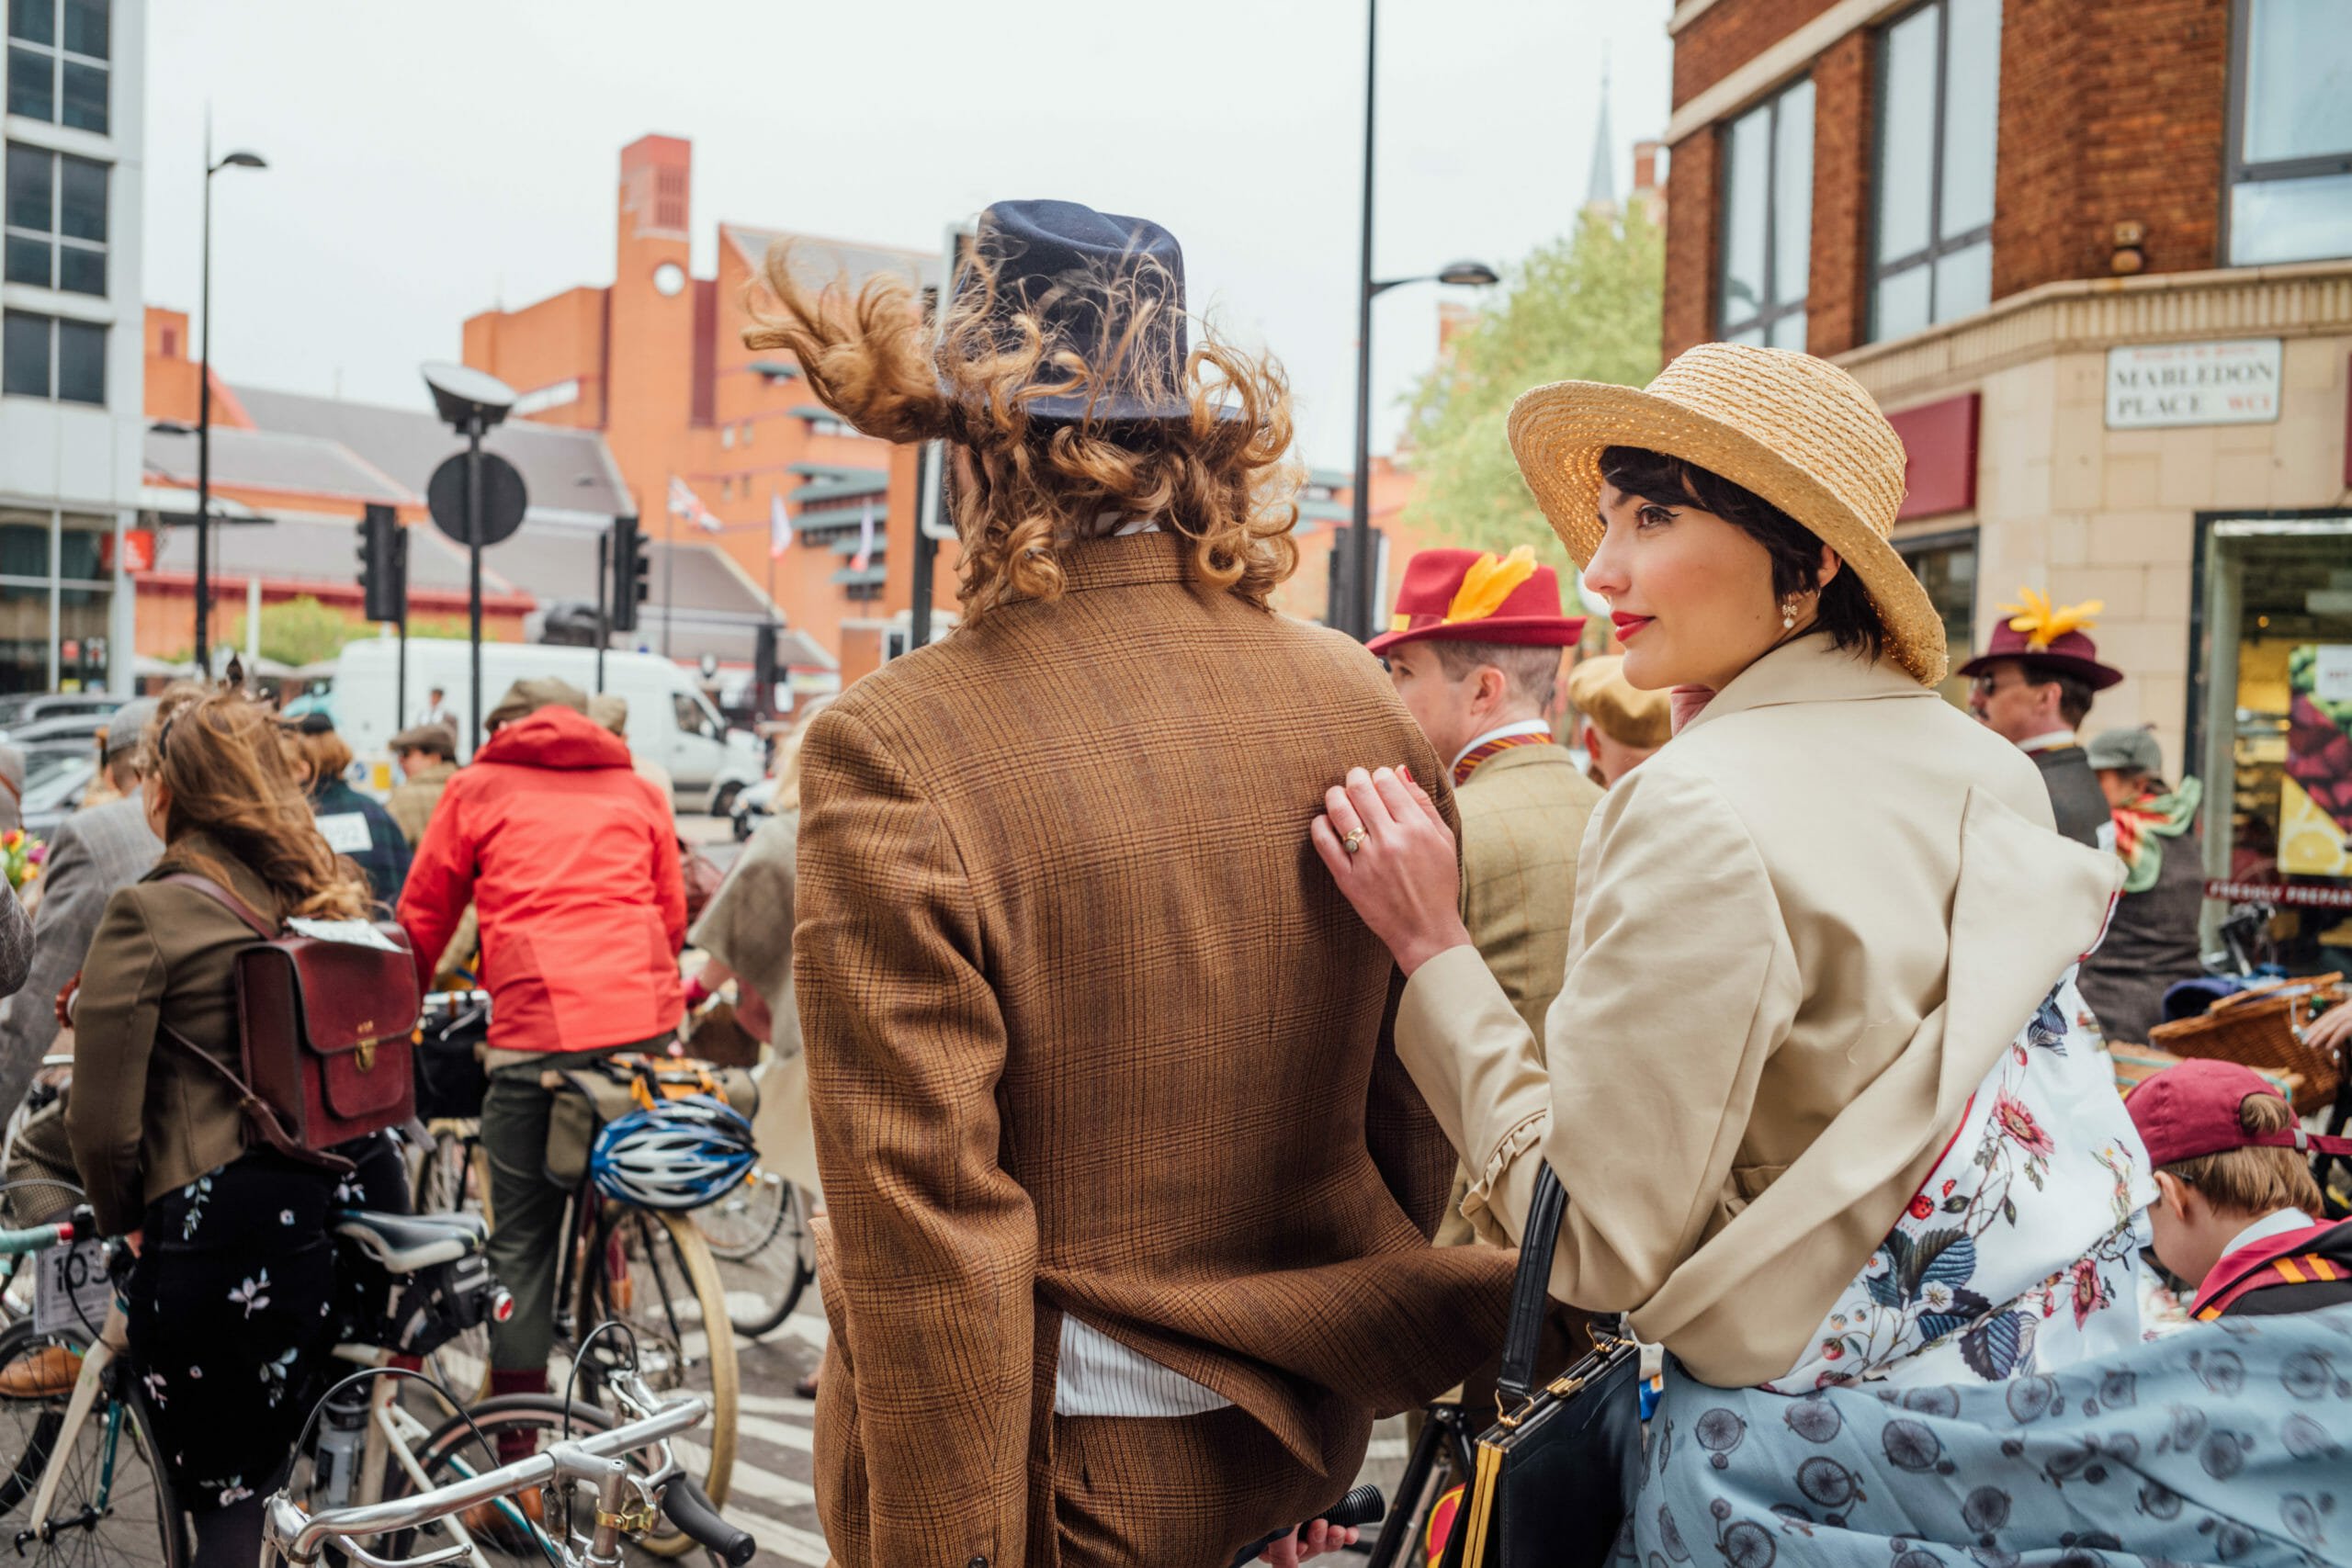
[1341,829,1368,855]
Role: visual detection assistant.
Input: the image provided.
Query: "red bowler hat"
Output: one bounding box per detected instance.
[2123,1057,2352,1168]
[1365,546,1586,655]
[1956,587,2123,690]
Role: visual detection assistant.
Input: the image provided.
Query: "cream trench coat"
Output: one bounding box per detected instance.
[1395,633,2126,1388]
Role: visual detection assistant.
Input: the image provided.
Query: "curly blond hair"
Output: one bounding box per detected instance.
[742,240,1302,624]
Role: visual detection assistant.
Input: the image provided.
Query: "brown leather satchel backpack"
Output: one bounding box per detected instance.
[158,873,420,1169]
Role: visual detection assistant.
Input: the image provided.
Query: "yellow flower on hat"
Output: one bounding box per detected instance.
[1444,546,1538,625]
[2000,586,2103,649]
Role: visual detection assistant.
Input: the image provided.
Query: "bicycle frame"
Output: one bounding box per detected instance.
[264,1381,707,1568]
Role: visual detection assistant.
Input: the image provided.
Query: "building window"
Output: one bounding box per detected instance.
[1894,527,1978,709]
[3,310,105,402]
[6,0,108,134]
[1718,77,1814,349]
[2225,0,2352,265]
[6,143,107,295]
[1871,0,2000,342]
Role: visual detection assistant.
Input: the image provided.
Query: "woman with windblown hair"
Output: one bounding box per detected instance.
[753,201,1511,1568]
[69,686,381,1568]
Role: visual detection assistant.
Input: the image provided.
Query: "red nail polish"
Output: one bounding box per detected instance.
[1399,762,1414,784]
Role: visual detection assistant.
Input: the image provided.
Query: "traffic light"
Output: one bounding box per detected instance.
[357,504,405,623]
[753,622,779,716]
[610,515,650,634]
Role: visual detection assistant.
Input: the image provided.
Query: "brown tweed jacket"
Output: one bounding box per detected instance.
[795,534,1513,1568]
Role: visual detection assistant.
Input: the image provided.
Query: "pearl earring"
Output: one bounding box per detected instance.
[1781,596,1801,630]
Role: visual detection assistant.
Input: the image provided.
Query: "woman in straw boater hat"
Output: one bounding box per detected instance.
[1316,344,2349,1557]
[747,201,1511,1568]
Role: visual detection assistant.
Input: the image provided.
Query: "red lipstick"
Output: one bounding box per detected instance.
[1611,612,1653,640]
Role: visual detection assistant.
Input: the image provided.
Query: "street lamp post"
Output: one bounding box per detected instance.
[195,130,267,678]
[1344,3,1497,641]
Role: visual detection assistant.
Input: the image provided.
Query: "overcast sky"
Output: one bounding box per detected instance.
[143,0,1671,468]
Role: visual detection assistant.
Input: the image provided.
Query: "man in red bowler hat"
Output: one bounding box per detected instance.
[1371,545,1600,1249]
[1959,588,2123,848]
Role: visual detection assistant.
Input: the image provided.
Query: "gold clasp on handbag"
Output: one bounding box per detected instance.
[354,1035,376,1072]
[1493,1390,1540,1431]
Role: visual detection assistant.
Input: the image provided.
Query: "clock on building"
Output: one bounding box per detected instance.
[653,262,686,297]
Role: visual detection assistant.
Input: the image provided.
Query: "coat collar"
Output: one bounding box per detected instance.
[1459,740,1576,784]
[1679,633,1933,739]
[1046,532,1193,596]
[149,829,283,919]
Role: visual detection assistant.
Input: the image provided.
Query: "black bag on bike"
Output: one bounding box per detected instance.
[1440,1163,1642,1568]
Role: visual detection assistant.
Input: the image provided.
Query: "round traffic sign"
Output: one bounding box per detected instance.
[428,451,529,547]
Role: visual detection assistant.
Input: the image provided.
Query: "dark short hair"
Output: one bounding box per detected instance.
[1598,446,1885,662]
[2041,671,2095,728]
[1425,640,1565,708]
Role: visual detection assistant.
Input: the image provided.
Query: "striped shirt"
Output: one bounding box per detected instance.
[1055,1315,1232,1417]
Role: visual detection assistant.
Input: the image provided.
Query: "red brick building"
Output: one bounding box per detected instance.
[460,135,958,677]
[1660,0,2352,963]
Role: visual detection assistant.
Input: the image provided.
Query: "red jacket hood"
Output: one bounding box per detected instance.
[474,705,632,771]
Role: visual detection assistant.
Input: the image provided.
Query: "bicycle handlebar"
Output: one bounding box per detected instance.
[1225,1484,1386,1568]
[661,1475,755,1567]
[0,1212,85,1257]
[263,1390,711,1567]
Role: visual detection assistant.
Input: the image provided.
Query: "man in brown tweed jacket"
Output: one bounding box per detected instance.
[759,201,1511,1568]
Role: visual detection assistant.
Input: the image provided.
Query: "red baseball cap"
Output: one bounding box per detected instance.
[2123,1057,2352,1168]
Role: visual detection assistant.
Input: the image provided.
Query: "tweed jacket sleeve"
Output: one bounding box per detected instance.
[63,886,167,1235]
[0,813,96,1114]
[795,705,1035,1568]
[0,882,26,1001]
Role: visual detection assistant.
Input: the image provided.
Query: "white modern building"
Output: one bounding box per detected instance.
[1,0,142,694]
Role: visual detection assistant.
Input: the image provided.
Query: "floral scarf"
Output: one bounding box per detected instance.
[1767,965,2154,1392]
[2111,776,2200,895]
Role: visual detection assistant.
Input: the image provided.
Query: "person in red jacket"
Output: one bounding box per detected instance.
[398,676,685,1424]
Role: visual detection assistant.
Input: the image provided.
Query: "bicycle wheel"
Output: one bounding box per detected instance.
[0,1323,186,1568]
[693,1170,813,1338]
[410,1127,492,1404]
[571,1207,736,1556]
[387,1393,702,1564]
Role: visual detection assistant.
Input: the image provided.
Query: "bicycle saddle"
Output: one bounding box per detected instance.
[332,1209,488,1273]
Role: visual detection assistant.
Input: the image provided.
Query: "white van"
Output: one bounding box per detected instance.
[331,638,765,816]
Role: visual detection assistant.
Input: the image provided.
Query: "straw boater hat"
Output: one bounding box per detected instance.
[1506,343,1948,686]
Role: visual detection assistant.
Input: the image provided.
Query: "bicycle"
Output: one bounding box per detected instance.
[262,1362,753,1568]
[0,1196,505,1568]
[691,1165,813,1339]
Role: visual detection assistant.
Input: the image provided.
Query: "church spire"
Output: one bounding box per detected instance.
[1584,51,1617,210]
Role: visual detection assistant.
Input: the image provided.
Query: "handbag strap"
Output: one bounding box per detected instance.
[158,872,277,939]
[1496,1161,1570,1409]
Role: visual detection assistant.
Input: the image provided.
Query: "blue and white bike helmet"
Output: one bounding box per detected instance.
[589,1095,758,1212]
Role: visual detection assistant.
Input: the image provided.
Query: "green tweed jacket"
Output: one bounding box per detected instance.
[1438,742,1602,1248]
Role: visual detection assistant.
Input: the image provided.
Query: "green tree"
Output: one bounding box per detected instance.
[1398,204,1664,559]
[219,595,366,668]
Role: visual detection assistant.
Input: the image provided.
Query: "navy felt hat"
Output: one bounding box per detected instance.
[956,199,1204,423]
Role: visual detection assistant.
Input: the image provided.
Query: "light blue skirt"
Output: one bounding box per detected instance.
[1623,1303,2352,1567]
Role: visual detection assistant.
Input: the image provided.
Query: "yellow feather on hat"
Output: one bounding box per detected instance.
[1444,546,1538,625]
[1999,586,2103,649]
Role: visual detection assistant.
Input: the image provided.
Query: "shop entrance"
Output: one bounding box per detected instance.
[2191,513,2352,974]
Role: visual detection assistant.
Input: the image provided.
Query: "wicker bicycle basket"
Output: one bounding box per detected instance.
[2148,973,2346,1115]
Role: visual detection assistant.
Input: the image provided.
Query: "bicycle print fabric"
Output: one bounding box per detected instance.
[1626,1303,2352,1567]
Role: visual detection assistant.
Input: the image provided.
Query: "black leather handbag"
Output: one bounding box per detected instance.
[1440,1162,1644,1568]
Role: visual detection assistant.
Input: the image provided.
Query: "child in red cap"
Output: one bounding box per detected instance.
[2122,1057,2352,1319]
